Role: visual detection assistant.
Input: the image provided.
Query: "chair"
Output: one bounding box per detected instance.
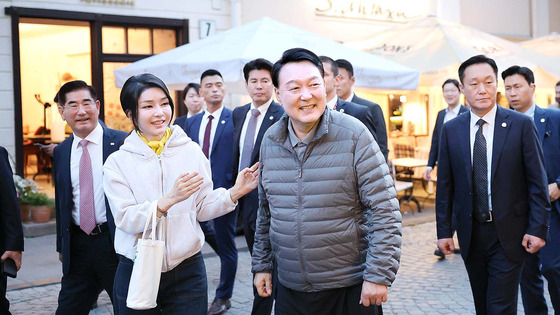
[389,160,421,212]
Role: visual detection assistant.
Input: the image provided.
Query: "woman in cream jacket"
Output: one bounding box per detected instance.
[103,73,258,314]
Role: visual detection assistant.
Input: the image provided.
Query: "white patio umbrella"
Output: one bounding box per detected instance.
[346,16,560,87]
[114,17,419,93]
[521,33,560,58]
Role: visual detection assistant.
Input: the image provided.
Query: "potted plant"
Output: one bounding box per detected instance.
[13,175,53,223]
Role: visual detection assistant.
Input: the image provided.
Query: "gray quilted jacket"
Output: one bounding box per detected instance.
[251,108,402,292]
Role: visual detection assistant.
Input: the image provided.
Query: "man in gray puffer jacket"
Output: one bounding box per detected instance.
[252,48,402,315]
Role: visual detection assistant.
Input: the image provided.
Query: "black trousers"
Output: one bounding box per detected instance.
[56,227,118,315]
[465,221,524,315]
[0,274,10,315]
[275,281,382,315]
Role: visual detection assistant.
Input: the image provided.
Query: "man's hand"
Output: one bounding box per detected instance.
[360,281,387,306]
[254,272,272,297]
[522,234,546,254]
[424,167,433,181]
[549,183,560,202]
[437,238,455,255]
[59,253,63,263]
[1,251,22,271]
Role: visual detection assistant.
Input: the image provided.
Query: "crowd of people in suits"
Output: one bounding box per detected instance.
[1,47,559,315]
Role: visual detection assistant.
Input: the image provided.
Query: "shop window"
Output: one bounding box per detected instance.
[102,26,126,54]
[388,94,403,132]
[127,28,151,54]
[153,29,176,54]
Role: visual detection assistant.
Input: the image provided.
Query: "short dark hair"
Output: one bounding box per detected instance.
[56,80,97,106]
[319,56,339,76]
[120,73,174,131]
[458,55,498,84]
[555,81,560,87]
[182,83,200,98]
[243,58,273,82]
[442,79,460,90]
[336,59,354,77]
[501,65,534,85]
[200,69,223,83]
[271,48,324,88]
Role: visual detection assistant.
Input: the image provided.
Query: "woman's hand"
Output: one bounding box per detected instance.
[157,172,203,217]
[229,162,259,203]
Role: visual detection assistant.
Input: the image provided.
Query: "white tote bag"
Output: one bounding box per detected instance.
[126,203,165,310]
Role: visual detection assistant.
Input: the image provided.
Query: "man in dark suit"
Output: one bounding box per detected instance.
[319,56,376,139]
[503,65,560,314]
[185,69,237,315]
[174,82,204,129]
[0,146,24,315]
[426,79,469,259]
[336,59,389,160]
[436,55,550,314]
[53,81,127,314]
[232,58,284,315]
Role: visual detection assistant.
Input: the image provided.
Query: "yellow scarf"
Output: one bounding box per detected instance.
[137,128,172,155]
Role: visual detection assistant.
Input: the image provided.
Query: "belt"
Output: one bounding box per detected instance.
[474,211,493,223]
[71,222,108,235]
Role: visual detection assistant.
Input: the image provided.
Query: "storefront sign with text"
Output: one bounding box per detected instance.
[315,0,422,22]
[81,0,134,6]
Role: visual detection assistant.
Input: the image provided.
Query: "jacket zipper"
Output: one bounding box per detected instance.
[158,155,169,271]
[294,148,310,287]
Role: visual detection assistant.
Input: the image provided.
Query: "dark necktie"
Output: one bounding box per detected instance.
[79,140,96,234]
[473,119,490,221]
[239,109,261,171]
[202,115,214,158]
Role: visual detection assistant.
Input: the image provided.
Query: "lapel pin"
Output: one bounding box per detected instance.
[541,118,545,123]
[269,116,274,120]
[221,120,225,124]
[110,142,115,146]
[339,109,345,113]
[502,122,507,127]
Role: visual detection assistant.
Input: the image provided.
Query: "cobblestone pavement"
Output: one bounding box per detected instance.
[7,221,553,314]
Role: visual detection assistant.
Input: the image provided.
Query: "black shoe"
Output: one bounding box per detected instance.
[434,248,445,259]
[208,297,231,315]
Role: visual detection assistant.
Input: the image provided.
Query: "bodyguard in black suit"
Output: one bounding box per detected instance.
[436,55,550,314]
[336,59,389,160]
[0,146,24,315]
[173,82,204,129]
[425,79,469,180]
[319,56,377,140]
[185,70,237,315]
[232,59,284,315]
[53,81,127,314]
[503,65,560,314]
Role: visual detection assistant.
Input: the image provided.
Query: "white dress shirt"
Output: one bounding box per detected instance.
[444,104,461,123]
[470,104,497,211]
[522,104,536,119]
[198,106,224,163]
[70,123,107,225]
[238,98,272,165]
[344,92,355,103]
[326,95,338,110]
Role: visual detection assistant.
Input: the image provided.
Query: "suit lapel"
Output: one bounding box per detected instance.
[533,106,547,143]
[458,114,472,187]
[211,109,229,155]
[102,126,120,162]
[252,103,281,162]
[233,105,250,152]
[62,135,74,210]
[190,114,203,144]
[491,106,511,183]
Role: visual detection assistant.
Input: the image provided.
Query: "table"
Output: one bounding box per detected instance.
[392,158,428,212]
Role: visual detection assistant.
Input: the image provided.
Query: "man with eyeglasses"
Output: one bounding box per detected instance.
[53,80,127,314]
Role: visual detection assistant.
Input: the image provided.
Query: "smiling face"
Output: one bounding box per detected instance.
[275,61,326,138]
[58,88,100,139]
[442,82,461,107]
[504,74,535,113]
[246,69,274,107]
[183,87,204,115]
[133,87,172,141]
[200,75,226,111]
[460,63,498,117]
